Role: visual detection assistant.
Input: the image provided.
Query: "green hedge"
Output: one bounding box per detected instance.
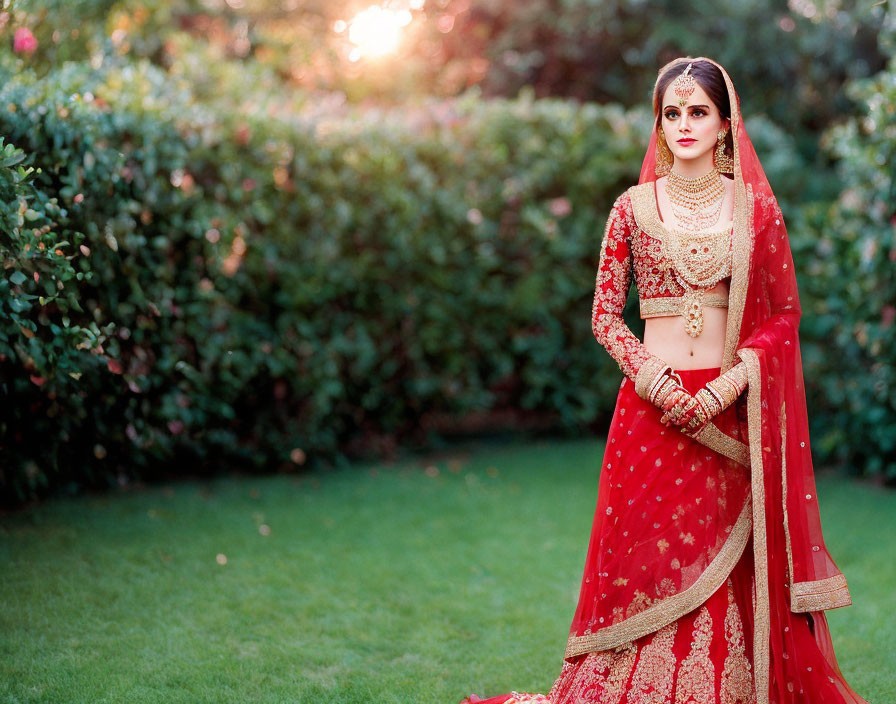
[797,53,896,481]
[0,57,653,504]
[2,46,890,505]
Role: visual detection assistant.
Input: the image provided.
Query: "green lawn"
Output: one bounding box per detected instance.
[1,438,892,703]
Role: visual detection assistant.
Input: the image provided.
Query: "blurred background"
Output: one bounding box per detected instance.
[0,0,894,502]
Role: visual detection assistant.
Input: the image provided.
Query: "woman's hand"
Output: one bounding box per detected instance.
[660,389,697,427]
[660,388,712,434]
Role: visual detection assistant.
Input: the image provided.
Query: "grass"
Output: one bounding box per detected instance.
[0,437,892,703]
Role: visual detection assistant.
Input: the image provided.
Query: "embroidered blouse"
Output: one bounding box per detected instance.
[590,183,734,382]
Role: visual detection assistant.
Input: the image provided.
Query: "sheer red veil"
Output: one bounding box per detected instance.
[565,57,856,704]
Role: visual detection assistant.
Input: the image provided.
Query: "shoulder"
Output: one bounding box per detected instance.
[610,185,646,216]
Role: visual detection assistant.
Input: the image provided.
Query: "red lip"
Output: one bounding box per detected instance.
[677,138,696,145]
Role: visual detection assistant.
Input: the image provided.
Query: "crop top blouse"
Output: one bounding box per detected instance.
[590,182,734,382]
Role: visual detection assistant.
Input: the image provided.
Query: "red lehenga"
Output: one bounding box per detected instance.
[459,57,870,704]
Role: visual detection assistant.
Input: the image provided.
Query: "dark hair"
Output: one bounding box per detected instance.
[653,59,733,161]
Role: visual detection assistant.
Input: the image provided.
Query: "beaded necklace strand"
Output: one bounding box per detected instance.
[664,169,725,232]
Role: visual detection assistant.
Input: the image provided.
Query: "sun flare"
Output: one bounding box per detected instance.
[339,5,412,61]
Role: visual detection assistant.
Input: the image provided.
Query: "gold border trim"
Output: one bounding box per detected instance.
[689,422,750,468]
[781,399,796,589]
[639,292,729,319]
[781,398,853,613]
[791,575,853,612]
[740,348,769,704]
[564,493,753,658]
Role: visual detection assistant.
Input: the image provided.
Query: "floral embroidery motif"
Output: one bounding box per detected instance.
[720,579,756,703]
[674,606,714,704]
[626,621,677,703]
[504,693,553,704]
[549,643,638,704]
[591,193,656,382]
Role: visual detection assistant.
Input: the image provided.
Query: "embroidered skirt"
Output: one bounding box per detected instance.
[460,368,866,704]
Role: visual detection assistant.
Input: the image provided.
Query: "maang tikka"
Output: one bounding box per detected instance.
[672,62,696,107]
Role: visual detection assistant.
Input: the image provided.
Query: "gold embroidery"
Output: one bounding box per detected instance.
[628,182,733,290]
[780,400,853,612]
[674,606,714,704]
[780,400,795,588]
[504,694,552,704]
[626,622,677,703]
[690,422,750,469]
[721,579,756,703]
[565,495,753,657]
[790,574,852,612]
[592,193,658,382]
[640,292,729,319]
[550,643,638,704]
[740,349,770,704]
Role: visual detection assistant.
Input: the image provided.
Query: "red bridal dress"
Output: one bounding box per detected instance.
[459,57,870,704]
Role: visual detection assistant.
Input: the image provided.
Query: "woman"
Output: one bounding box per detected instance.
[460,57,870,704]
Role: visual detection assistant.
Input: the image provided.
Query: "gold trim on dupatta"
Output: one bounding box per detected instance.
[781,400,853,612]
[564,493,753,658]
[740,348,770,704]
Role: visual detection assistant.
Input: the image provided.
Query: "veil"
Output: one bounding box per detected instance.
[637,56,854,702]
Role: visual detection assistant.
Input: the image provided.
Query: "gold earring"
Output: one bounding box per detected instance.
[655,126,673,177]
[714,129,734,174]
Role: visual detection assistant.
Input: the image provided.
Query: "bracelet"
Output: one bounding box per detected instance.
[649,375,674,405]
[635,356,673,401]
[653,376,684,408]
[705,361,749,411]
[695,388,723,418]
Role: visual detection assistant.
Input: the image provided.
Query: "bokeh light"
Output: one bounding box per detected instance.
[341,5,413,61]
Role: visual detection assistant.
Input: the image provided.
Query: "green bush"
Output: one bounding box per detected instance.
[797,52,896,481]
[0,41,870,506]
[0,58,651,504]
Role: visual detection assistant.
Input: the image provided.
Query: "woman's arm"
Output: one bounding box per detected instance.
[591,192,684,406]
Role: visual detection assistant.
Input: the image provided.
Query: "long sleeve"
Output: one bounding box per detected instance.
[591,191,658,383]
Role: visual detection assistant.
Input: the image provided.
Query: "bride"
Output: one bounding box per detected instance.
[460,57,870,704]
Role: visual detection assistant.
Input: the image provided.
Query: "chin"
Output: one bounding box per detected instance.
[670,147,715,164]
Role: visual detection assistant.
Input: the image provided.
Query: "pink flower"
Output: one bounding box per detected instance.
[13,27,38,54]
[548,196,572,218]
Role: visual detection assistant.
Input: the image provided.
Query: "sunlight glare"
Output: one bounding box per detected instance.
[345,5,411,60]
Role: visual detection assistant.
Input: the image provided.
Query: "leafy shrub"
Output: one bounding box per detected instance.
[797,52,896,482]
[0,41,857,506]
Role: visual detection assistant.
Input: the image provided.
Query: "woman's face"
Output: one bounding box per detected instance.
[660,80,729,169]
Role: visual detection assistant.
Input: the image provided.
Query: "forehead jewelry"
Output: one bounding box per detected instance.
[672,62,696,107]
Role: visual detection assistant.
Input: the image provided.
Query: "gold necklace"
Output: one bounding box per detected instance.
[664,169,725,232]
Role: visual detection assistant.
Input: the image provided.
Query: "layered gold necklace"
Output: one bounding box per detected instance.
[664,169,725,232]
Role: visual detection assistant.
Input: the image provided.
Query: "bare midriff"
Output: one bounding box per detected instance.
[646,176,734,371]
[642,277,730,370]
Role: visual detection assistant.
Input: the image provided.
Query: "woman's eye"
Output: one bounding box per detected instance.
[692,109,706,117]
[664,112,678,120]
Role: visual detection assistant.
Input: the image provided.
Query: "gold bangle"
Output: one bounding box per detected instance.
[635,357,672,400]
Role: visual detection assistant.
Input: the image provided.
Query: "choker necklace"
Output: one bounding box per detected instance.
[664,169,725,232]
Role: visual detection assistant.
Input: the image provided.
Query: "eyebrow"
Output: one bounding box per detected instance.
[664,104,711,110]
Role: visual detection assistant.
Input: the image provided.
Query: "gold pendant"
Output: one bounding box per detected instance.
[682,292,704,337]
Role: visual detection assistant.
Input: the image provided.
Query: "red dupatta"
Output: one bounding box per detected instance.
[566,57,853,704]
